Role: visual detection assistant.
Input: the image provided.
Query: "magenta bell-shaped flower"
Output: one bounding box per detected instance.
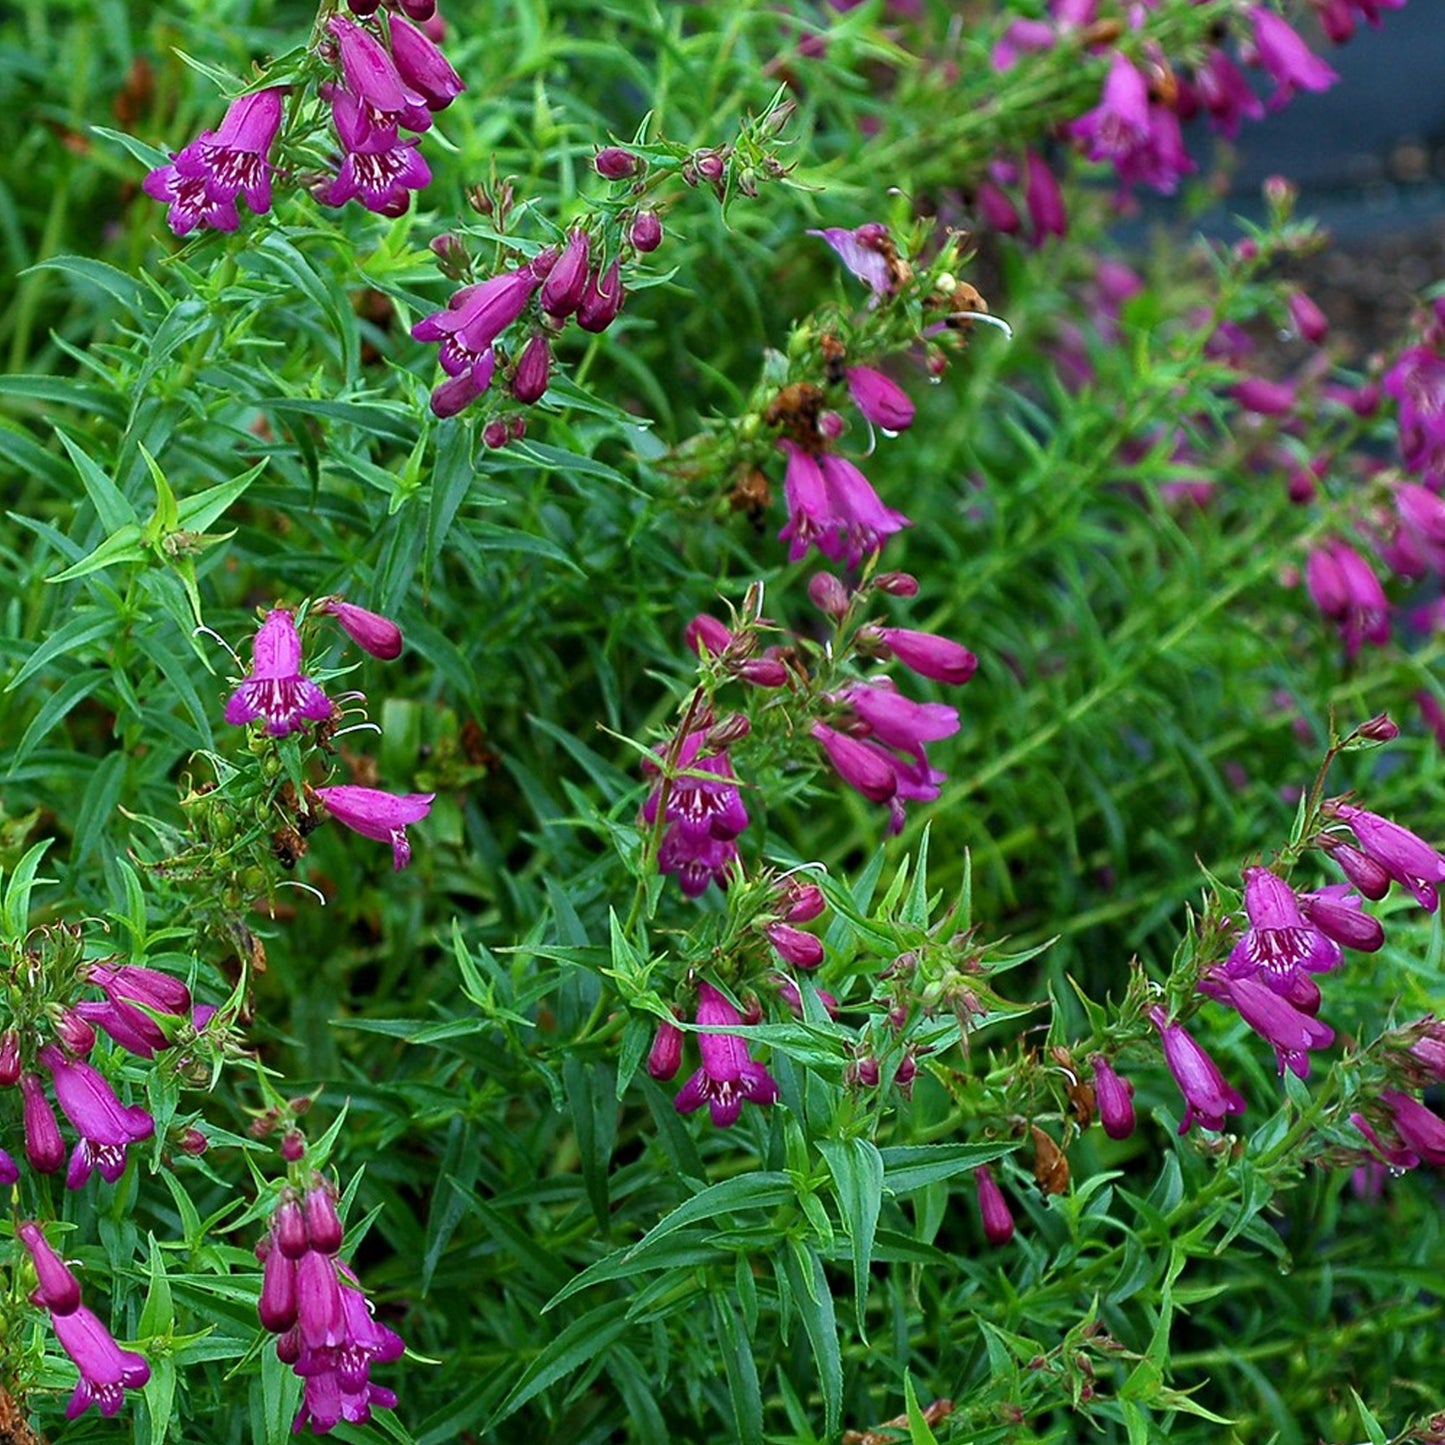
[808,222,899,298]
[314,785,435,871]
[1249,6,1339,110]
[673,983,779,1128]
[1381,1090,1445,1166]
[846,366,915,431]
[1148,1007,1246,1133]
[224,608,333,736]
[38,1043,155,1188]
[1328,802,1445,912]
[18,1222,83,1316]
[143,87,285,236]
[386,12,463,111]
[318,85,433,216]
[326,16,429,129]
[1220,866,1342,992]
[51,1305,151,1419]
[811,721,897,804]
[1202,972,1335,1079]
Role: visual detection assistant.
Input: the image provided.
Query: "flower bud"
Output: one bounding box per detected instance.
[179,1126,210,1156]
[974,1166,1014,1245]
[630,210,663,253]
[1090,1055,1136,1140]
[319,597,404,660]
[765,923,824,970]
[540,230,590,319]
[594,146,641,179]
[782,882,826,923]
[0,1030,21,1087]
[647,1019,684,1081]
[398,0,437,19]
[280,1130,305,1162]
[807,571,850,618]
[510,333,552,404]
[304,1185,344,1255]
[576,260,624,333]
[482,418,511,449]
[272,1196,309,1260]
[873,571,919,597]
[21,1073,65,1174]
[258,1243,299,1333]
[54,1010,96,1056]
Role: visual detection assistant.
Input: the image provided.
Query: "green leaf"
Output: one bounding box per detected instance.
[55,429,136,531]
[1,839,54,940]
[713,1293,764,1445]
[484,1300,633,1429]
[879,1141,1015,1195]
[902,1372,942,1445]
[623,1172,793,1261]
[783,1240,842,1441]
[818,1137,883,1336]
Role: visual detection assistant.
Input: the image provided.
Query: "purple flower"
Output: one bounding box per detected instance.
[973,1166,1014,1245]
[259,1240,300,1334]
[21,1072,65,1173]
[576,259,624,333]
[594,146,640,179]
[647,1018,684,1081]
[1090,1056,1135,1140]
[871,626,978,685]
[1288,291,1329,345]
[76,962,191,1058]
[846,367,915,431]
[305,1184,345,1255]
[1384,344,1445,482]
[1202,971,1335,1078]
[317,86,432,216]
[1304,541,1390,656]
[292,1277,404,1433]
[657,827,739,898]
[0,1028,18,1085]
[775,442,909,567]
[51,1305,151,1419]
[765,923,824,969]
[641,730,749,844]
[1328,802,1445,911]
[225,608,333,736]
[317,597,404,660]
[808,223,902,298]
[296,1250,347,1352]
[630,210,663,252]
[386,12,464,112]
[673,982,779,1127]
[314,785,435,871]
[18,1222,83,1316]
[840,680,959,759]
[1023,150,1067,245]
[1298,884,1384,952]
[413,266,541,356]
[1249,7,1339,109]
[811,721,897,804]
[1193,49,1264,140]
[1070,52,1151,159]
[541,229,592,318]
[510,332,552,404]
[38,1043,155,1188]
[1382,1090,1445,1166]
[1149,1006,1246,1133]
[1232,377,1296,417]
[143,87,285,236]
[0,1148,18,1185]
[1322,837,1392,901]
[326,16,430,131]
[427,345,497,419]
[1220,866,1342,992]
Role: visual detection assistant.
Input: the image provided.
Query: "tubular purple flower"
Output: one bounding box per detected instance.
[316,597,404,661]
[0,1028,19,1085]
[1090,1056,1135,1140]
[577,259,624,333]
[1221,866,1342,992]
[305,1185,345,1256]
[0,1148,18,1185]
[89,963,192,1017]
[808,223,899,297]
[224,608,333,736]
[428,347,496,419]
[38,1043,154,1188]
[386,12,464,111]
[673,982,778,1127]
[142,87,285,236]
[314,785,435,871]
[1232,377,1296,417]
[975,180,1021,235]
[510,332,552,404]
[273,1196,309,1260]
[1069,51,1151,162]
[846,367,915,431]
[874,626,978,685]
[819,453,911,566]
[765,923,824,970]
[318,87,432,215]
[1298,885,1384,952]
[326,16,428,124]
[657,827,739,897]
[414,267,540,355]
[296,1250,347,1352]
[1148,1006,1246,1133]
[259,1243,299,1333]
[974,1166,1014,1245]
[52,1305,150,1419]
[1194,49,1263,139]
[1203,972,1335,1078]
[1381,1090,1445,1166]
[641,730,749,843]
[540,230,591,318]
[18,1222,83,1316]
[1288,291,1328,345]
[1024,151,1067,245]
[841,680,959,758]
[685,614,734,657]
[1249,7,1339,109]
[1329,802,1445,911]
[811,721,897,804]
[21,1072,65,1173]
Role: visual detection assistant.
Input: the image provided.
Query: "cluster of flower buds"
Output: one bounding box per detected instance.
[143,7,462,234]
[16,1223,151,1419]
[256,1180,404,1433]
[648,982,778,1129]
[411,194,655,420]
[224,603,435,872]
[640,725,749,897]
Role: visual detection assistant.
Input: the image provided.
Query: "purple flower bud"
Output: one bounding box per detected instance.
[1298,885,1384,952]
[777,977,839,1018]
[1024,150,1067,245]
[1090,1056,1135,1140]
[315,785,436,872]
[647,1019,684,1081]
[295,1250,347,1352]
[1148,1007,1246,1134]
[811,721,897,804]
[399,0,436,18]
[807,571,850,618]
[874,571,919,597]
[874,626,978,685]
[21,1072,65,1173]
[765,923,824,969]
[692,149,725,183]
[1232,377,1296,417]
[576,260,624,333]
[1323,837,1392,900]
[482,418,511,449]
[976,180,1022,234]
[510,333,552,404]
[179,1126,210,1156]
[51,1304,151,1419]
[0,1148,18,1185]
[684,616,736,662]
[305,1184,345,1255]
[19,1221,83,1316]
[630,210,663,253]
[318,598,404,660]
[594,146,640,179]
[1382,1089,1445,1166]
[974,1166,1014,1245]
[540,230,590,319]
[1329,802,1445,911]
[0,1029,19,1086]
[737,658,789,687]
[1287,291,1328,345]
[782,881,826,922]
[54,1011,96,1055]
[259,1242,299,1333]
[847,366,915,432]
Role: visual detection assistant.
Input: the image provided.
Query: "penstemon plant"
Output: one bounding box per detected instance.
[2,0,1444,1441]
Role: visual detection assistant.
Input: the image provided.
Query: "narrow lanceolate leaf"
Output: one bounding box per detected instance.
[818,1137,884,1336]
